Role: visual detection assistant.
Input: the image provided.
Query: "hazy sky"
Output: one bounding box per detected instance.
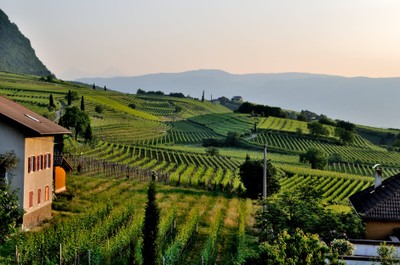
[2,1,400,79]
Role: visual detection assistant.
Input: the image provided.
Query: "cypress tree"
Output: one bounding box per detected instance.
[84,124,92,142]
[201,90,205,102]
[67,90,72,106]
[49,94,55,108]
[142,180,160,265]
[104,85,107,91]
[80,96,85,111]
[92,83,95,90]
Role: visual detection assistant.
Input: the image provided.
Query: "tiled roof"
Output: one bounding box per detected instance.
[349,173,400,221]
[0,95,70,136]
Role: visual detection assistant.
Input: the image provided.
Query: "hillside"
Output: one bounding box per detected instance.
[2,71,400,263]
[77,69,400,129]
[0,9,50,76]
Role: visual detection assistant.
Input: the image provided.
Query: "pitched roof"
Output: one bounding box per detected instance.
[349,173,400,221]
[0,95,70,136]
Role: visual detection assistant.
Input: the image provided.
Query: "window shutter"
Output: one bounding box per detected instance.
[33,156,36,172]
[28,157,31,173]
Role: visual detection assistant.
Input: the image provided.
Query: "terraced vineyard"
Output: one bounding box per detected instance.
[8,175,256,265]
[3,72,400,263]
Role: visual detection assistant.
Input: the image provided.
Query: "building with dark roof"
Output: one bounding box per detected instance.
[0,95,70,228]
[349,166,400,239]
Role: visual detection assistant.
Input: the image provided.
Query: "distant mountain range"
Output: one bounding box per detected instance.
[77,70,400,129]
[0,9,50,76]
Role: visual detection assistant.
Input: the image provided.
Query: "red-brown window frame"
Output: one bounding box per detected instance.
[37,188,41,204]
[29,191,33,208]
[45,186,49,201]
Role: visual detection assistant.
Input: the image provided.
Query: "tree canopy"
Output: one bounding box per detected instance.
[239,155,280,199]
[0,151,23,243]
[307,122,329,138]
[299,147,328,170]
[59,106,90,139]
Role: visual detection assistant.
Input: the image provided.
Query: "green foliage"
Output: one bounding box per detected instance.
[142,181,160,265]
[299,147,328,170]
[0,182,24,243]
[308,122,329,138]
[330,239,354,256]
[377,242,398,265]
[205,147,219,156]
[94,105,104,113]
[0,151,23,243]
[49,94,56,108]
[0,150,18,170]
[335,127,355,145]
[255,186,364,242]
[225,131,241,147]
[66,90,78,106]
[80,95,85,111]
[239,155,280,199]
[244,228,336,265]
[59,106,90,139]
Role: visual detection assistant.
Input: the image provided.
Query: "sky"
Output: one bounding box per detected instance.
[3,0,400,80]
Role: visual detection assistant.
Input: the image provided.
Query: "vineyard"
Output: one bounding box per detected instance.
[7,174,256,265]
[1,71,400,264]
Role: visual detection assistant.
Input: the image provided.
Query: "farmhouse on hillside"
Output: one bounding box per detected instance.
[0,95,70,228]
[350,166,400,240]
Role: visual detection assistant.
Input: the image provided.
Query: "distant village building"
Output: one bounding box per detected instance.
[0,96,70,228]
[231,96,243,102]
[350,165,400,240]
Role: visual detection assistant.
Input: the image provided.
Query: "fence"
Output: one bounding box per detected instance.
[65,154,170,184]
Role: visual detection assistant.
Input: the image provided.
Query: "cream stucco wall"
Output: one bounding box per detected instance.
[24,136,54,214]
[0,119,55,227]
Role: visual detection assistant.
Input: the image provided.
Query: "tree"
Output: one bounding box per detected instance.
[104,85,107,91]
[84,124,93,142]
[92,83,95,90]
[80,96,85,111]
[66,90,78,106]
[142,180,160,265]
[225,131,241,147]
[67,90,72,106]
[244,229,338,265]
[335,127,354,145]
[49,94,56,109]
[205,147,219,156]
[59,106,90,139]
[201,90,205,102]
[335,120,355,145]
[95,105,103,113]
[239,155,280,199]
[297,113,307,122]
[307,122,329,138]
[255,185,364,243]
[299,147,328,170]
[0,151,23,243]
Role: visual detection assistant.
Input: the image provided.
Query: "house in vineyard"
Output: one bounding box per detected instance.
[0,95,70,228]
[350,165,400,240]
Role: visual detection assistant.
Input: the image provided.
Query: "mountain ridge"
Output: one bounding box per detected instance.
[0,9,50,76]
[77,70,400,129]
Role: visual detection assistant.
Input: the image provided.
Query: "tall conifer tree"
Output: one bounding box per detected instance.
[142,180,160,265]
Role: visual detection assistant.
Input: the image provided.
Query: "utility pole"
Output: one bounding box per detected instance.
[263,143,267,211]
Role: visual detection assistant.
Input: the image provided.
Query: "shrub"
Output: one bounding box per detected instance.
[331,239,355,256]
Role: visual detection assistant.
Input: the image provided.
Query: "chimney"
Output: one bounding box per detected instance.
[373,164,382,189]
